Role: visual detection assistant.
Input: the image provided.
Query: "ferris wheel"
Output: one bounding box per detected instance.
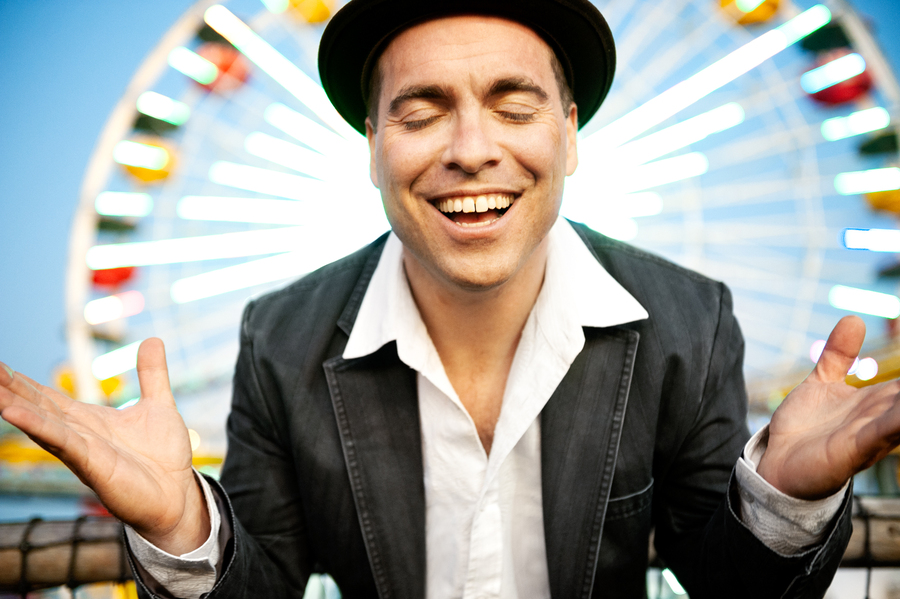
[65,0,900,457]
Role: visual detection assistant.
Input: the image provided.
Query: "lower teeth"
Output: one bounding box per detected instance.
[457,217,499,228]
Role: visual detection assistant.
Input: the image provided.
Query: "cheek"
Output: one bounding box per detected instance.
[379,135,437,192]
[511,126,567,180]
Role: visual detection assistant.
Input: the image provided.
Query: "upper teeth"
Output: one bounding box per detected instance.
[436,194,514,214]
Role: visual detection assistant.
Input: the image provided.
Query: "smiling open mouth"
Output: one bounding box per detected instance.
[432,193,516,228]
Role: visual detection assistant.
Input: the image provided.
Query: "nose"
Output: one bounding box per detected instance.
[441,111,502,174]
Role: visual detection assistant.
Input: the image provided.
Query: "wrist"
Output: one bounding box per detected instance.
[135,472,211,555]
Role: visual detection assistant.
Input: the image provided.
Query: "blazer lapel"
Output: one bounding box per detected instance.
[324,344,426,599]
[541,327,639,599]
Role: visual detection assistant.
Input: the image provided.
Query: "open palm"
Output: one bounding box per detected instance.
[758,316,900,500]
[0,338,209,554]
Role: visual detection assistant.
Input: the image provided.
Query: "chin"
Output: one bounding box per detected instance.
[434,255,523,292]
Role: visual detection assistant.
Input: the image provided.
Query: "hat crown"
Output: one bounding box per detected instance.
[318,0,616,133]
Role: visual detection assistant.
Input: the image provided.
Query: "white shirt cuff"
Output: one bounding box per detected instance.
[735,426,848,555]
[125,469,221,598]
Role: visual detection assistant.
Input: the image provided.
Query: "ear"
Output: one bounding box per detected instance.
[565,103,578,176]
[365,117,379,188]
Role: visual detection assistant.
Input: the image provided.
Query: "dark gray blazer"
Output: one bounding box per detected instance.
[132,223,851,599]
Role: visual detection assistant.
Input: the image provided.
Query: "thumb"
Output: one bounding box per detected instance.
[137,338,174,405]
[812,315,866,383]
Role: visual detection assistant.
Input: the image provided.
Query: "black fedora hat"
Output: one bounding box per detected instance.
[318,0,616,134]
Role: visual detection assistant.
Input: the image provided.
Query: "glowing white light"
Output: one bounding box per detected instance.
[585,5,831,150]
[627,153,709,193]
[736,0,766,12]
[86,226,305,269]
[245,132,332,180]
[116,398,139,410]
[834,167,900,195]
[171,241,369,303]
[171,253,302,303]
[829,285,900,319]
[617,103,745,166]
[856,357,879,381]
[843,228,900,252]
[204,5,358,139]
[92,341,142,380]
[801,53,866,94]
[168,46,218,85]
[95,192,153,217]
[177,196,312,224]
[260,0,288,13]
[622,192,663,217]
[264,103,351,156]
[821,107,890,141]
[208,161,326,200]
[848,357,860,376]
[564,154,706,216]
[809,339,826,363]
[188,429,201,452]
[662,569,687,596]
[136,92,190,126]
[593,218,639,241]
[780,5,833,44]
[113,140,170,170]
[84,291,145,325]
[563,192,659,239]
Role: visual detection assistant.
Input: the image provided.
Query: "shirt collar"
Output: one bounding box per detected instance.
[342,218,648,361]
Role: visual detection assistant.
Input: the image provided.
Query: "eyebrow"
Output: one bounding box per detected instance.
[486,77,550,102]
[387,85,451,116]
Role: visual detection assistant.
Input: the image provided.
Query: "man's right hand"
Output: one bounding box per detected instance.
[0,338,210,555]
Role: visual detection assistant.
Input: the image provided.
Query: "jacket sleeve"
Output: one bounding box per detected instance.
[653,283,852,599]
[132,301,314,599]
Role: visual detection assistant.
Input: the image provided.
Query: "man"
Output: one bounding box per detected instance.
[1,1,897,597]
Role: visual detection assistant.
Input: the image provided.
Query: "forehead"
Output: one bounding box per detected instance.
[376,15,555,87]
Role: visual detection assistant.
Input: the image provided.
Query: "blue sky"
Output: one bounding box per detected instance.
[0,0,898,382]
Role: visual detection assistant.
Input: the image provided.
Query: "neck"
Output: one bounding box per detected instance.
[403,240,548,370]
[402,239,548,453]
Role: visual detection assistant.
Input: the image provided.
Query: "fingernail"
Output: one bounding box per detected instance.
[1,363,13,379]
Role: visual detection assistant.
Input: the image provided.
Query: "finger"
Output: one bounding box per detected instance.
[854,383,900,452]
[14,371,74,409]
[137,338,175,405]
[0,367,69,414]
[812,315,866,384]
[0,362,13,386]
[0,380,57,423]
[0,386,47,419]
[1,402,80,458]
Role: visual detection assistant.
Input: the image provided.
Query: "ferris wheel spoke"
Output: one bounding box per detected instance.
[657,179,792,211]
[611,0,694,79]
[203,5,358,139]
[637,220,832,247]
[614,21,735,119]
[708,128,815,172]
[584,4,833,152]
[171,341,241,391]
[138,307,244,357]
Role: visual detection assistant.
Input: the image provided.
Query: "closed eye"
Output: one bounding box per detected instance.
[499,111,537,123]
[404,115,442,131]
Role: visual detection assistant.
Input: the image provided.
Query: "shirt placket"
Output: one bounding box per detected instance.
[462,480,504,599]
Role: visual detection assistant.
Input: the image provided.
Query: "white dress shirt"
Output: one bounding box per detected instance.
[343,218,649,599]
[128,217,846,598]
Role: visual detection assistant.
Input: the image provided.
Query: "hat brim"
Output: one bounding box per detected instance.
[318,0,616,134]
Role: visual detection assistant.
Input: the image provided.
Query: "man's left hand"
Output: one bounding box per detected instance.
[757,315,900,500]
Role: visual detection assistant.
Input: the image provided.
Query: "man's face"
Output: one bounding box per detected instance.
[366,16,579,292]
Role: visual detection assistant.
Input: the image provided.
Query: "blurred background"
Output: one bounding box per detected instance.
[1,0,900,597]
